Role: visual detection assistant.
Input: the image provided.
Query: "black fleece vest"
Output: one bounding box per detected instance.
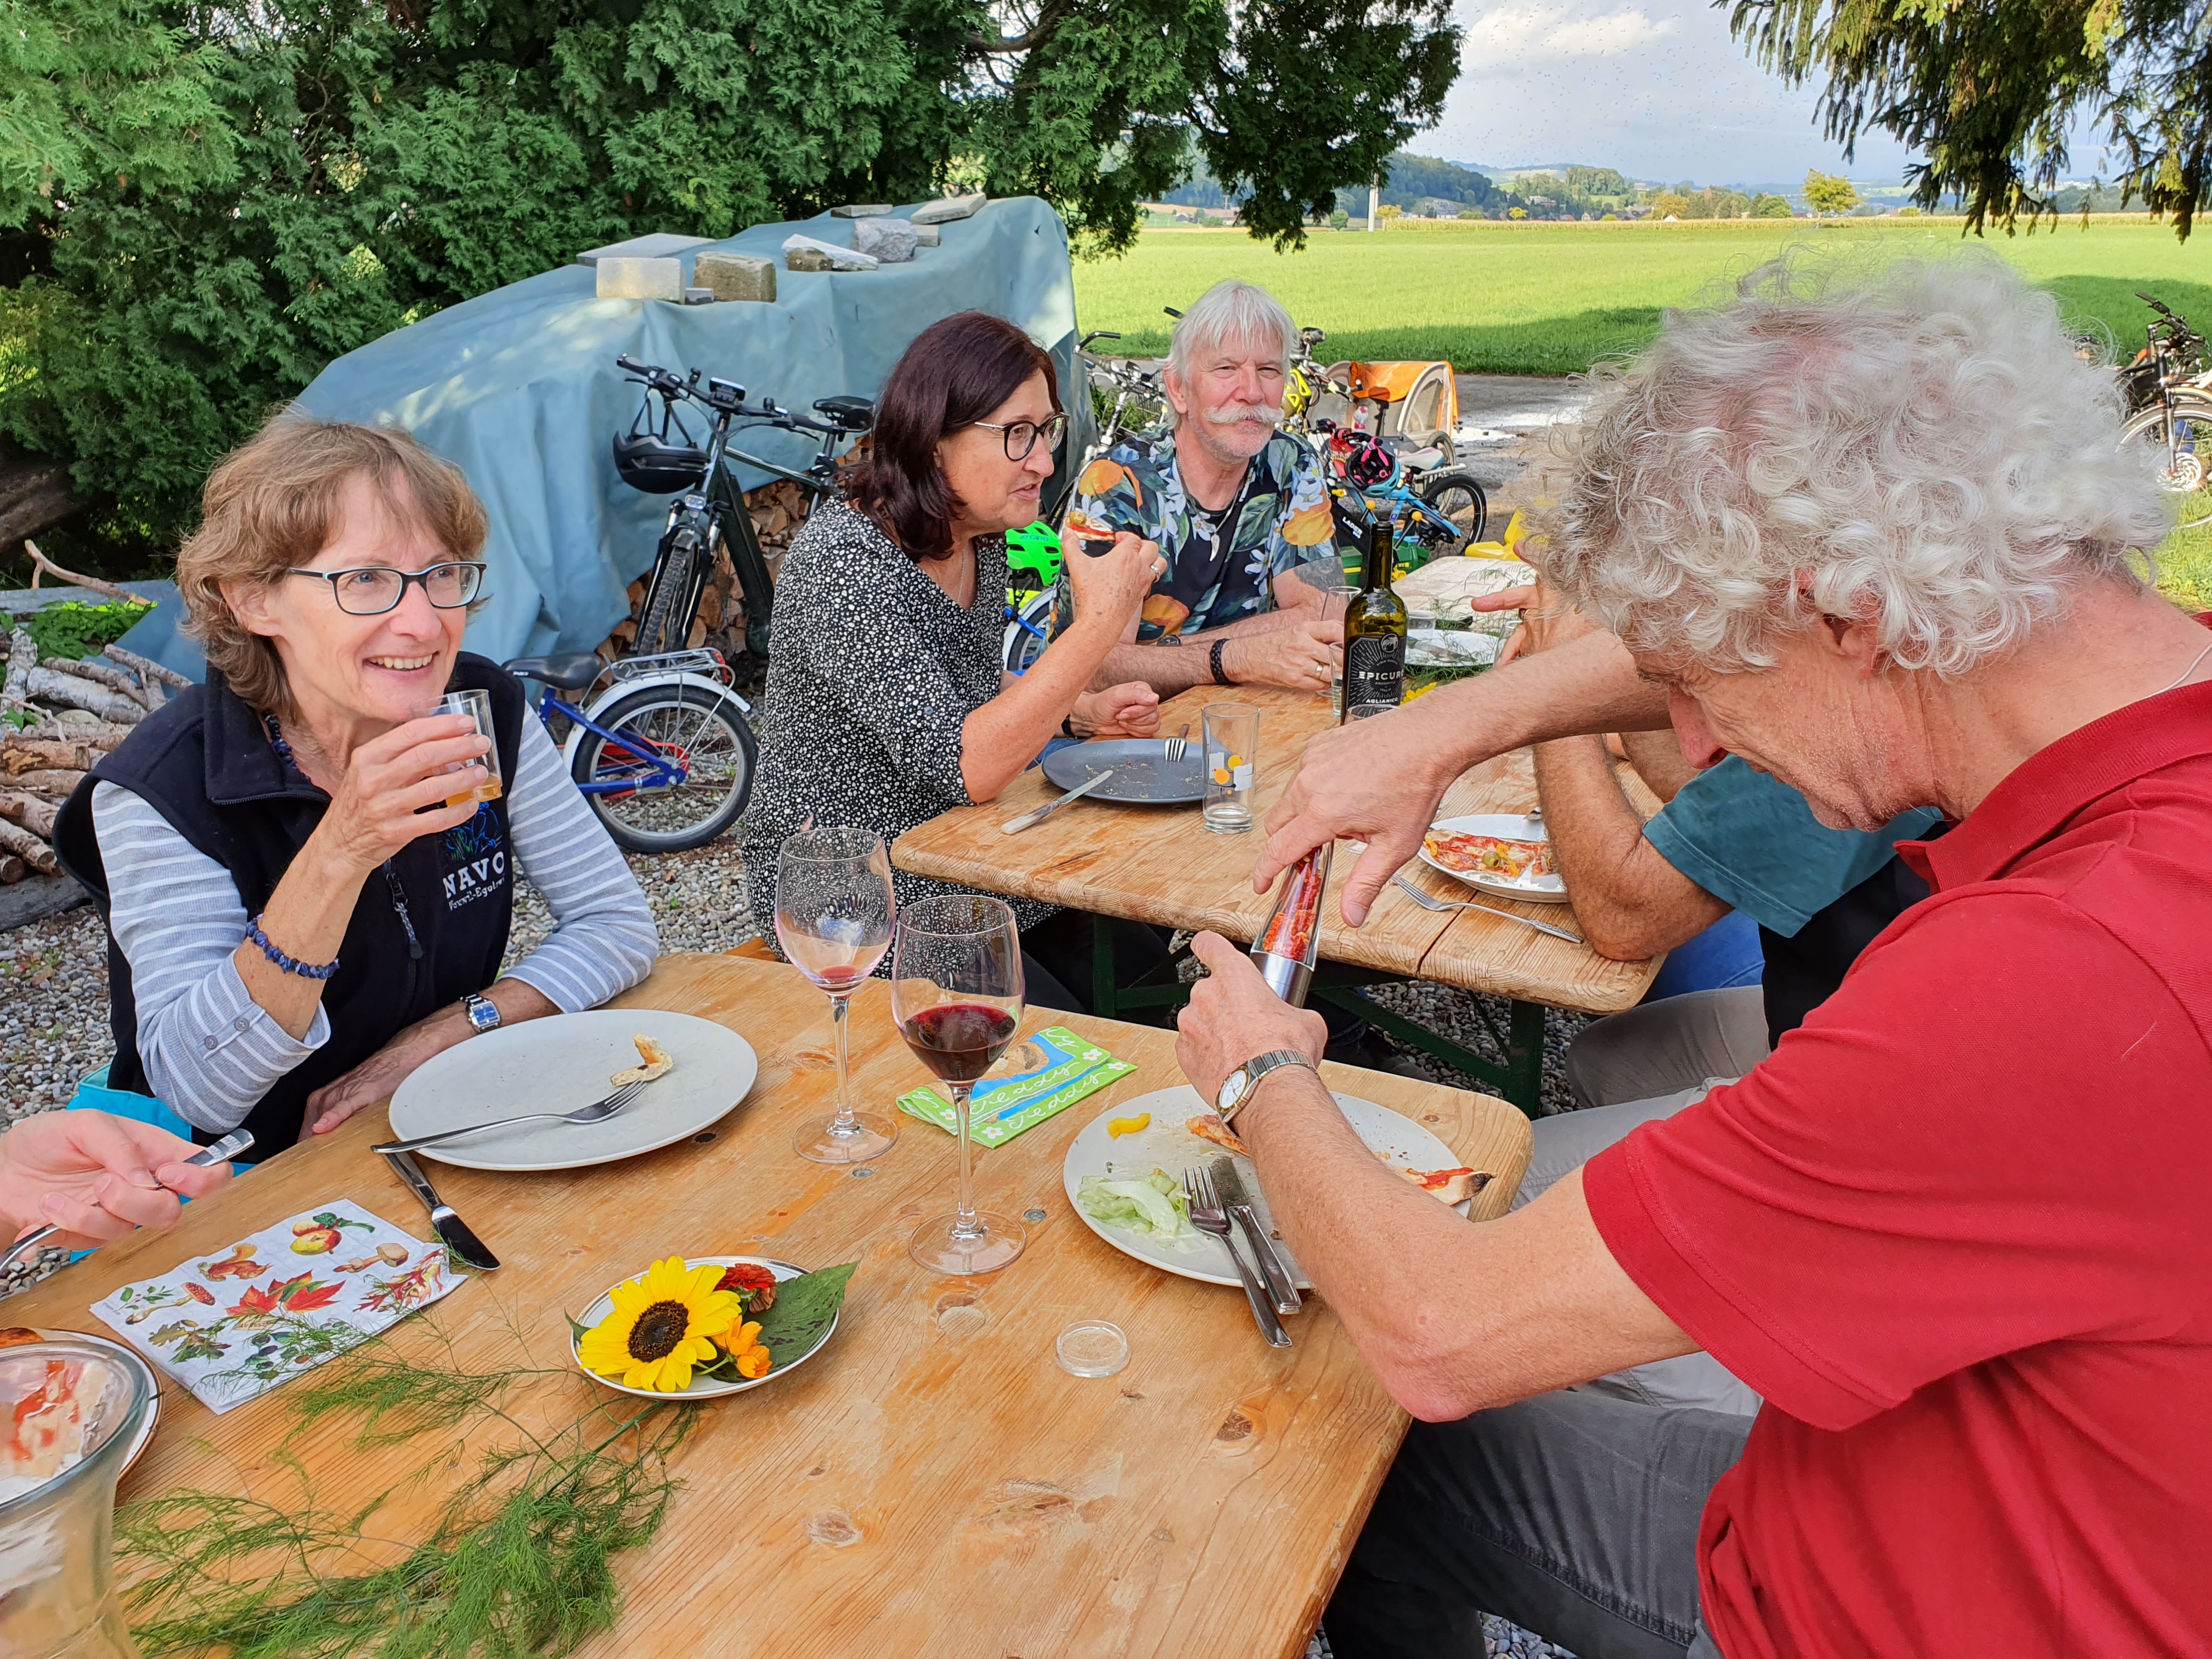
[53,657,526,1153]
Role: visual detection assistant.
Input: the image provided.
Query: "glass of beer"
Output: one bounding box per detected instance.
[437,689,502,806]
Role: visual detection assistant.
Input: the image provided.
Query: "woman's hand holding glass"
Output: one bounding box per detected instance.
[309,714,494,877]
[1062,527,1166,636]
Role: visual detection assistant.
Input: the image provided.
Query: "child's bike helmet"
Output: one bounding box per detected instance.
[1005,520,1066,591]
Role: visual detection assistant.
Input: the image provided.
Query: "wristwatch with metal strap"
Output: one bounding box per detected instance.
[1215,1048,1317,1122]
[460,992,502,1034]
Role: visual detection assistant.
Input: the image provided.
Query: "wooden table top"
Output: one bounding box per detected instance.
[894,685,1663,1014]
[4,953,1533,1659]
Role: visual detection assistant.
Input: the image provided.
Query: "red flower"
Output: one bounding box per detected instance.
[713,1263,777,1312]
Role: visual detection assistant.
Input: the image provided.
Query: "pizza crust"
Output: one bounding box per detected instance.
[611,1034,674,1087]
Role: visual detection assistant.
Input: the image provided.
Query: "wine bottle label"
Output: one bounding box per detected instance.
[1345,634,1405,706]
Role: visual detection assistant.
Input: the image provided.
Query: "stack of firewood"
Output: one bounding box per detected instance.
[0,629,188,885]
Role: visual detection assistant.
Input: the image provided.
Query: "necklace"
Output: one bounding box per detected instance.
[2160,636,2212,695]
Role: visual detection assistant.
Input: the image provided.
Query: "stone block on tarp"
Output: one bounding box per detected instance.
[831,203,895,218]
[575,233,712,267]
[912,223,941,247]
[912,195,985,225]
[595,257,684,301]
[783,234,878,273]
[853,218,918,263]
[694,251,777,302]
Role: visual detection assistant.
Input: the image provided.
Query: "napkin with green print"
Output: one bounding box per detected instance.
[896,1026,1135,1146]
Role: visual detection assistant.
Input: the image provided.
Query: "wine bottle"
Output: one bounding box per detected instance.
[1341,516,1407,719]
[1250,843,1333,1005]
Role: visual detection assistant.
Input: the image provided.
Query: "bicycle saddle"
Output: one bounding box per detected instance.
[611,432,708,494]
[811,395,875,432]
[503,651,603,691]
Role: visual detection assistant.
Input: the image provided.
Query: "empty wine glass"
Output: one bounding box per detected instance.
[891,893,1026,1274]
[775,826,899,1164]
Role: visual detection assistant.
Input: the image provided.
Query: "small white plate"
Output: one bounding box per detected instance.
[387,1009,757,1172]
[568,1256,838,1400]
[0,1328,160,1479]
[1419,812,1570,904]
[1062,1086,1475,1291]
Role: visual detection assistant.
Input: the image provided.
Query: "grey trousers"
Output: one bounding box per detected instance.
[1323,1390,1752,1659]
[1514,989,1772,1419]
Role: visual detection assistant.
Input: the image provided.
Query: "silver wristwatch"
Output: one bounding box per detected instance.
[460,992,502,1035]
[1216,1048,1317,1123]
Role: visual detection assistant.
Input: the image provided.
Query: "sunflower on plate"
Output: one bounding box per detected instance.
[577,1256,743,1391]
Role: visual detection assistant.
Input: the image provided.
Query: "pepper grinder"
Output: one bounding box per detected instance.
[1249,842,1334,1005]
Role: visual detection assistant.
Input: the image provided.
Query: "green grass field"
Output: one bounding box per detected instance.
[1070,217,2212,375]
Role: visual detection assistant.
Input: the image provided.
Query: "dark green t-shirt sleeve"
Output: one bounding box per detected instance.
[1640,755,1943,938]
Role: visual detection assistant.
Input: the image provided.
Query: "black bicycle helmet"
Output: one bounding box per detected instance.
[611,431,709,494]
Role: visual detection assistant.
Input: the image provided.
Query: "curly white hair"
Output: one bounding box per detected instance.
[1526,250,2172,676]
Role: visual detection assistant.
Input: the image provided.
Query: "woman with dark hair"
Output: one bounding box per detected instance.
[741,311,1164,1011]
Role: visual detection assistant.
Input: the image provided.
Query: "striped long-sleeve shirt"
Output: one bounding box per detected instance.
[92,715,658,1131]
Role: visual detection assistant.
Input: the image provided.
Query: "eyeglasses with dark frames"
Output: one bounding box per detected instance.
[969,413,1068,461]
[285,562,488,616]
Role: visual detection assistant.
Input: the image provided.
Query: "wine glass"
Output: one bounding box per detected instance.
[775,826,899,1164]
[891,893,1027,1274]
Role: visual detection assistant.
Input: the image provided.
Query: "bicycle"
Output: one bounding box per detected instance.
[2117,291,2212,529]
[500,646,757,854]
[1314,420,1488,569]
[611,354,874,665]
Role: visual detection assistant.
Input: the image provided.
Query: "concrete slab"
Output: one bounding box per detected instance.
[574,233,712,267]
[1452,374,1590,432]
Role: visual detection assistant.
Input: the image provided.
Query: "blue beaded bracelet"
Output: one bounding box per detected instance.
[244,915,340,980]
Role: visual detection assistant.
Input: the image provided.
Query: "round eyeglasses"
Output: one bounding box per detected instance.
[285,561,488,616]
[969,413,1068,461]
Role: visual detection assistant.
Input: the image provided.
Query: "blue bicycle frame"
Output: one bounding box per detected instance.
[539,694,690,795]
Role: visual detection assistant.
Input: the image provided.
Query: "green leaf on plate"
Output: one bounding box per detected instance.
[753,1263,856,1371]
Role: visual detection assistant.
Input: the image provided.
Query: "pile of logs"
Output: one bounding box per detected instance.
[0,630,188,885]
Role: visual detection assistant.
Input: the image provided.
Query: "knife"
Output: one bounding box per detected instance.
[1211,1156,1300,1316]
[380,1149,500,1271]
[1001,768,1116,834]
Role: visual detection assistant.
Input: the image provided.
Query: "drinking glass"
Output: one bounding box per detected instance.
[893,894,1027,1274]
[1304,565,1356,716]
[1201,703,1261,835]
[436,688,503,807]
[776,826,899,1164]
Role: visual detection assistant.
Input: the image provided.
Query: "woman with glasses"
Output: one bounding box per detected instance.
[52,419,656,1152]
[742,310,1167,1011]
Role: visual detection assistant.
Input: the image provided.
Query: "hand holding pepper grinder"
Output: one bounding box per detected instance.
[1249,843,1334,1005]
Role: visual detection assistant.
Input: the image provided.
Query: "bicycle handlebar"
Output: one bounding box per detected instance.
[618,353,845,436]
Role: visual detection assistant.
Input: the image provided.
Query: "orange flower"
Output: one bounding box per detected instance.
[722,1319,771,1379]
[1076,459,1142,505]
[1142,594,1189,633]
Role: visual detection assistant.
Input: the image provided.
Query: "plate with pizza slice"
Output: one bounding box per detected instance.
[1062,1085,1498,1291]
[1418,813,1570,904]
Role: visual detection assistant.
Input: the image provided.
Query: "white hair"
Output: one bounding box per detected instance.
[1526,249,2172,676]
[1164,280,1295,428]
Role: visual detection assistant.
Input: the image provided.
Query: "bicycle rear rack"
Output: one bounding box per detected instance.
[608,648,735,689]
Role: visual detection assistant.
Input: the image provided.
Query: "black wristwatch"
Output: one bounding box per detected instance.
[1209,639,1232,685]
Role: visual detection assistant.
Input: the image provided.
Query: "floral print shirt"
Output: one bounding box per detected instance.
[1053,430,1340,642]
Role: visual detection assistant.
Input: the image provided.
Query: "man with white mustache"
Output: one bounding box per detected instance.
[1052,279,1347,695]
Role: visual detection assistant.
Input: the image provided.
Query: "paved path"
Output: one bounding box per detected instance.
[1448,375,1589,516]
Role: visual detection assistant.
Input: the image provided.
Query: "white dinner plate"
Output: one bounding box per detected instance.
[1062,1086,1478,1291]
[1418,812,1571,904]
[387,1009,758,1172]
[568,1256,838,1400]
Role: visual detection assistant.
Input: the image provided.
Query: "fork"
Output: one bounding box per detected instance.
[1164,722,1192,762]
[1185,1167,1291,1348]
[370,1080,647,1156]
[1391,874,1585,943]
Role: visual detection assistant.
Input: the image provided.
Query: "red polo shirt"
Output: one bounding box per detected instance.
[1584,677,2212,1659]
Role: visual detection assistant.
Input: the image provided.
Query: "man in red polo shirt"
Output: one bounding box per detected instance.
[1172,252,2212,1658]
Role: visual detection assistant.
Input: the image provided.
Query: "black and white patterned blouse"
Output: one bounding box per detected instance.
[741,498,1053,934]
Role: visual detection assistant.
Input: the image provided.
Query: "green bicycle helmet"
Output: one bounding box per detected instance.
[1005,519,1065,591]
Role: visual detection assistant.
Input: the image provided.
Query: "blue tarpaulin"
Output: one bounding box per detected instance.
[261,195,1091,669]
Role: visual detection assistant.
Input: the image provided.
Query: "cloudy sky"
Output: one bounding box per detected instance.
[1425,0,1926,189]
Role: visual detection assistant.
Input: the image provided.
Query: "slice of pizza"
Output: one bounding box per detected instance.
[1395,1165,1493,1205]
[1185,1113,1250,1158]
[611,1034,674,1087]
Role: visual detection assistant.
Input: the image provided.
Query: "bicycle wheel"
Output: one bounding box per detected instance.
[1002,588,1057,675]
[570,682,756,854]
[634,526,703,657]
[2121,400,2212,529]
[1413,467,1489,550]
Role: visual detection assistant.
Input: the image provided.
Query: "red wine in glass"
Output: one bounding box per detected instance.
[900,1003,1019,1084]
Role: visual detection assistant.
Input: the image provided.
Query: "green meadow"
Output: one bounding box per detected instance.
[1070,217,2212,376]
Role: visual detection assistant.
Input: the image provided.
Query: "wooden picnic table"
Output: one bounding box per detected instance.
[893,685,1663,1110]
[4,952,1532,1659]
